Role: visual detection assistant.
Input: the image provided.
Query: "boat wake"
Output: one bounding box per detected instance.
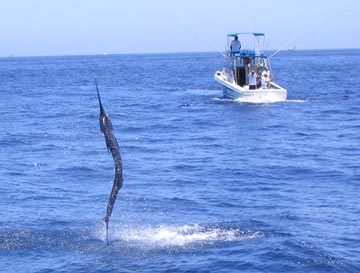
[212,97,309,104]
[285,99,310,103]
[235,98,310,104]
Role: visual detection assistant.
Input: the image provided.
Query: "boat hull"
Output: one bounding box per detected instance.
[214,71,287,102]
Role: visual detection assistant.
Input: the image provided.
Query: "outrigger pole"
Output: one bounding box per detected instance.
[269,9,348,59]
[168,17,226,58]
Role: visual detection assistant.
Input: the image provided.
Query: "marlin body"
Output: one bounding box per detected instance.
[96,80,123,245]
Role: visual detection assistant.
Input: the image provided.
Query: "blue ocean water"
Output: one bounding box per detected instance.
[0,49,359,272]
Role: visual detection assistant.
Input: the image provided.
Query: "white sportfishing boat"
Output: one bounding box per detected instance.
[214,33,287,102]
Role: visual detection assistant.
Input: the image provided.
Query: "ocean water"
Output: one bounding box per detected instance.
[0,49,359,272]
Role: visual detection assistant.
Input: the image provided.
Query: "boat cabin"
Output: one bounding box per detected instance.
[225,32,272,86]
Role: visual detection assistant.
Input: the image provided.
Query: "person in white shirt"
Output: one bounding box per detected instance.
[248,70,257,90]
[230,36,241,55]
[262,67,272,81]
[261,73,270,89]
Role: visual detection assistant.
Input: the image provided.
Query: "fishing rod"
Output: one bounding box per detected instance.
[168,17,226,58]
[269,9,348,58]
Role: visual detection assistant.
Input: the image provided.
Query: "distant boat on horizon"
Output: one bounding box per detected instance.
[288,45,297,51]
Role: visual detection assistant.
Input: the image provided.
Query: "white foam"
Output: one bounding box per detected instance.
[212,97,234,103]
[213,97,309,104]
[185,89,220,96]
[97,224,263,247]
[285,99,309,103]
[234,98,288,104]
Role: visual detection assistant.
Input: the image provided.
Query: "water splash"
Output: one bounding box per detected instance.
[97,223,263,248]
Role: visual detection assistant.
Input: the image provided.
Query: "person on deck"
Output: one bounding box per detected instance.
[230,36,241,56]
[261,73,271,89]
[249,70,257,90]
[262,67,272,81]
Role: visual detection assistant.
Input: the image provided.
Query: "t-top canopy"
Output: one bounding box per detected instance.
[227,32,265,37]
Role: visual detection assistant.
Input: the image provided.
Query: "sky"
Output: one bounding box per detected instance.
[0,0,359,57]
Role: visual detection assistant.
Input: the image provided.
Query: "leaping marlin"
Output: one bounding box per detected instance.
[96,80,123,245]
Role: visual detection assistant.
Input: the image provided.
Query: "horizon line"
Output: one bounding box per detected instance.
[1,47,359,59]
